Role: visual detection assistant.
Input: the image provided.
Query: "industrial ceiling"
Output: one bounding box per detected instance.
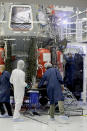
[0,0,87,42]
[0,0,87,8]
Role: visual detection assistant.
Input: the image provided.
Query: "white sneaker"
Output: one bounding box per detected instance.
[13,118,24,122]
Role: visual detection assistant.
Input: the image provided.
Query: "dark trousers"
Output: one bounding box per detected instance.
[0,102,13,116]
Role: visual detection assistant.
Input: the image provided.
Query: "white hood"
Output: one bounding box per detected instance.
[17,60,25,70]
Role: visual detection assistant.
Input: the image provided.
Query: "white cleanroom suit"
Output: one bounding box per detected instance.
[10,60,27,120]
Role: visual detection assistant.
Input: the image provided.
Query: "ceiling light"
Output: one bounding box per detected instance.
[82,18,87,21]
[62,20,68,24]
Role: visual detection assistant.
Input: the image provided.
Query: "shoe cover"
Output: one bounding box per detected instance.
[48,116,55,121]
[58,115,69,120]
[13,118,24,122]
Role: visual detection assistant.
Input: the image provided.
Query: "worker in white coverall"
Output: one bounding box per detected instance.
[10,60,27,121]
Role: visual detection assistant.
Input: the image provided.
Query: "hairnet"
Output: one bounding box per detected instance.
[17,60,25,70]
[44,62,52,69]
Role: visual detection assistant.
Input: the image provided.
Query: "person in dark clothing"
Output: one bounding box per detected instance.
[64,53,83,100]
[64,53,75,92]
[0,103,12,116]
[38,62,66,119]
[72,53,83,100]
[0,65,13,117]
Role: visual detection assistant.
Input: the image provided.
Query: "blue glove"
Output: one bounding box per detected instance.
[25,85,30,89]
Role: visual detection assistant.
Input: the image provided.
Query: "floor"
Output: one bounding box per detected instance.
[0,114,87,131]
[0,101,87,131]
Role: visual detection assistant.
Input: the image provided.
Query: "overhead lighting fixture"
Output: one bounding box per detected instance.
[23,32,28,33]
[14,31,21,33]
[76,11,81,14]
[62,19,68,24]
[58,18,61,21]
[4,38,16,41]
[63,14,66,17]
[82,18,87,21]
[23,38,30,41]
[54,6,74,12]
[84,25,87,28]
